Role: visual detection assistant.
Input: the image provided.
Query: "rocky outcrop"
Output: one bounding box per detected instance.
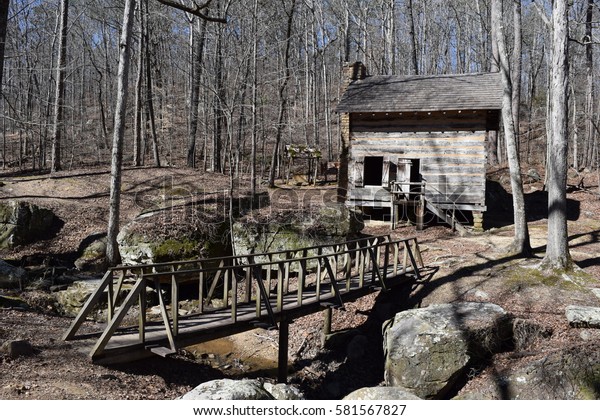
[117,211,228,266]
[0,201,57,249]
[343,386,421,400]
[74,233,108,272]
[180,379,275,400]
[565,305,600,328]
[55,279,156,318]
[458,346,600,400]
[0,260,27,289]
[382,302,511,399]
[232,204,362,268]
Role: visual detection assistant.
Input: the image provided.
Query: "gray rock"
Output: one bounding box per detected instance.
[263,382,305,400]
[0,260,27,289]
[232,204,362,271]
[343,386,421,400]
[55,279,155,318]
[460,346,600,400]
[117,215,226,265]
[75,234,108,272]
[0,340,35,358]
[0,200,56,249]
[382,302,511,399]
[566,305,600,328]
[591,288,600,301]
[0,295,29,309]
[180,379,274,400]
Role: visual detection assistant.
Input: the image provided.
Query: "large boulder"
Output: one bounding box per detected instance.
[382,302,511,399]
[55,279,156,318]
[117,210,228,266]
[232,203,362,269]
[74,233,108,272]
[343,386,421,400]
[180,379,274,400]
[0,260,27,289]
[0,200,57,249]
[263,382,305,400]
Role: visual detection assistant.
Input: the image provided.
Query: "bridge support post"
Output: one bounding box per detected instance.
[473,211,484,232]
[277,317,289,384]
[321,306,332,348]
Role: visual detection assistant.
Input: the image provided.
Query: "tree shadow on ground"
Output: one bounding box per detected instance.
[484,180,580,230]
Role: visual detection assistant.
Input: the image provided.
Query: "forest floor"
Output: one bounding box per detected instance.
[1,164,600,400]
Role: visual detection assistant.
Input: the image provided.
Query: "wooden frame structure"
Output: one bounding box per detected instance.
[337,65,502,231]
[63,235,429,381]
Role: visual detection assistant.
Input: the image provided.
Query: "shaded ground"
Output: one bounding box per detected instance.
[1,164,600,399]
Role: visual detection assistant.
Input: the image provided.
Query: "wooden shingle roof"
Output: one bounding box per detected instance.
[336,72,502,113]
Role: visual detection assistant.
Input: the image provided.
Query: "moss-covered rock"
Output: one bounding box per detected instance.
[382,302,511,399]
[232,204,363,267]
[0,200,57,249]
[74,233,108,272]
[117,209,229,266]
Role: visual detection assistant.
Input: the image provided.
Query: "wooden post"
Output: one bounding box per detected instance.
[416,196,425,231]
[278,317,289,384]
[473,211,484,232]
[321,306,332,348]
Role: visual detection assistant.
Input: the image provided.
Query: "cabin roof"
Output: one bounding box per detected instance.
[336,72,502,114]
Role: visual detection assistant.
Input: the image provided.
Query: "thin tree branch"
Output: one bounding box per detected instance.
[531,0,552,28]
[155,0,227,23]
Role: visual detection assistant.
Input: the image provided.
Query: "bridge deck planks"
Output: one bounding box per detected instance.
[84,265,414,363]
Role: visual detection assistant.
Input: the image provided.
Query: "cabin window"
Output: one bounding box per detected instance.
[363,156,384,186]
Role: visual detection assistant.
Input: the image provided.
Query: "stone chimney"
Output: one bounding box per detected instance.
[337,62,366,204]
[343,62,367,88]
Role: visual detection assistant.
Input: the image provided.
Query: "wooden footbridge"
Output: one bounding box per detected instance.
[63,235,428,382]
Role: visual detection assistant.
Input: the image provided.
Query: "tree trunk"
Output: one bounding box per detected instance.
[584,0,594,169]
[186,17,207,168]
[0,0,9,92]
[407,0,419,75]
[143,0,160,167]
[250,0,259,198]
[106,0,136,266]
[51,0,69,173]
[487,0,500,166]
[268,0,296,188]
[492,0,531,255]
[133,0,144,166]
[511,0,522,154]
[542,0,571,269]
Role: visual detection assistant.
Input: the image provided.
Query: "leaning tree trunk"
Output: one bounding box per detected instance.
[51,0,69,173]
[542,0,572,270]
[492,0,531,255]
[106,0,136,266]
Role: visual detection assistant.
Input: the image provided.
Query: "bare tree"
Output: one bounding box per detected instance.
[542,0,572,270]
[106,0,137,266]
[268,0,296,188]
[0,0,9,91]
[50,0,69,173]
[492,0,531,255]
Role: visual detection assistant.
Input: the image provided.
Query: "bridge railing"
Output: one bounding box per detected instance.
[63,235,424,359]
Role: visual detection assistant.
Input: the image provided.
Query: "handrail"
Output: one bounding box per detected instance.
[63,236,425,360]
[104,234,391,272]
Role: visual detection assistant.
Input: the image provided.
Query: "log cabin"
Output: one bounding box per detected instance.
[336,63,502,231]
